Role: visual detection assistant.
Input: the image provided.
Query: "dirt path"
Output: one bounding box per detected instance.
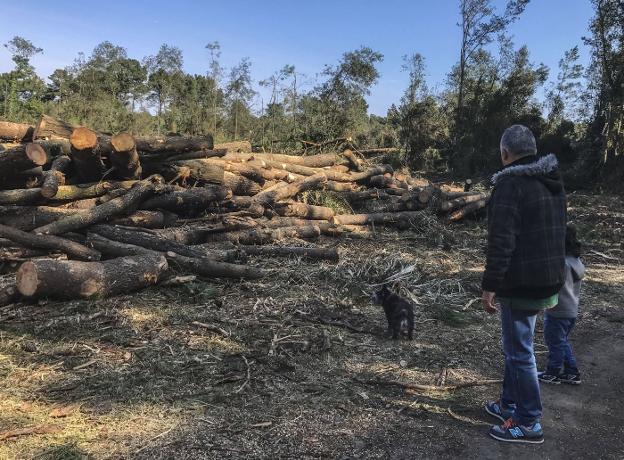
[467,328,624,460]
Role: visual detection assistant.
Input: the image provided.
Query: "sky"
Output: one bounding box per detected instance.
[0,0,595,115]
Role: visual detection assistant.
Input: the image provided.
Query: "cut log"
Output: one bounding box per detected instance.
[214,140,252,153]
[369,175,410,190]
[33,176,163,235]
[86,232,235,262]
[0,168,43,191]
[33,114,75,140]
[167,161,262,196]
[252,173,327,207]
[273,202,335,220]
[206,225,321,245]
[109,210,177,228]
[333,211,426,226]
[41,155,71,198]
[110,132,142,179]
[165,251,264,279]
[69,127,106,182]
[135,135,214,154]
[147,149,227,162]
[0,223,100,261]
[463,179,473,192]
[239,245,339,261]
[140,186,229,216]
[449,199,488,221]
[439,193,488,212]
[0,284,20,307]
[90,224,208,258]
[225,151,354,168]
[0,246,56,260]
[0,121,34,142]
[36,139,72,157]
[0,144,48,179]
[16,254,167,299]
[0,205,86,231]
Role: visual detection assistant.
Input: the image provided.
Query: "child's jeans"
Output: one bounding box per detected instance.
[544,313,578,374]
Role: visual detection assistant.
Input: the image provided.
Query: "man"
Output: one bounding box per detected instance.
[481,125,567,444]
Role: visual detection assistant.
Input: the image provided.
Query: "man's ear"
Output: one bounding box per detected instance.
[501,148,511,165]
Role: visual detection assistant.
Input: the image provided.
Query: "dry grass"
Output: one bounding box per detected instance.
[0,193,622,458]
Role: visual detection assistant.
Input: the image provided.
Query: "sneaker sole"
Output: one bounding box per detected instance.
[489,432,544,444]
[484,405,507,422]
[538,378,561,385]
[561,380,582,385]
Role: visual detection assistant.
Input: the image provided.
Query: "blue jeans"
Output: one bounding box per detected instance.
[499,300,542,426]
[544,313,578,374]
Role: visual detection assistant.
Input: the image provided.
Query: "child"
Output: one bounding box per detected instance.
[539,224,585,385]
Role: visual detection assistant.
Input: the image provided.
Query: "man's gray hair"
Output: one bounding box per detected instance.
[500,124,537,157]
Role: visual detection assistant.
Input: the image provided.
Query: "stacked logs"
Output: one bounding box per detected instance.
[0,115,488,305]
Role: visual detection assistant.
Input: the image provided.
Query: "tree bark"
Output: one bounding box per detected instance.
[369,175,410,190]
[90,224,208,258]
[140,185,229,216]
[135,134,214,154]
[41,155,71,198]
[165,251,265,279]
[214,140,252,153]
[33,176,163,235]
[33,114,75,140]
[109,210,177,228]
[0,246,57,260]
[273,202,335,220]
[239,245,339,261]
[0,205,86,231]
[333,211,426,226]
[223,151,351,168]
[439,192,488,212]
[166,162,262,196]
[252,173,327,206]
[0,121,34,142]
[69,127,106,182]
[16,254,168,299]
[206,225,321,245]
[448,199,488,221]
[0,223,100,261]
[0,144,48,179]
[110,132,142,179]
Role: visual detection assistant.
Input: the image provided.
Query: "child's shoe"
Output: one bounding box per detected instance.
[558,372,581,385]
[484,399,515,422]
[489,418,544,444]
[537,370,561,384]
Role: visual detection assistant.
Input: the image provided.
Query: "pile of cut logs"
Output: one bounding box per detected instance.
[0,116,488,304]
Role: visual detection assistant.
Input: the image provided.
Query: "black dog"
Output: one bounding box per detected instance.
[371,285,414,340]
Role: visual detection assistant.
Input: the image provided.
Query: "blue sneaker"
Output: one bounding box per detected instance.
[484,400,515,422]
[489,418,544,444]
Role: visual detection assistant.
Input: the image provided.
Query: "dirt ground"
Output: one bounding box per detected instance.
[0,192,622,459]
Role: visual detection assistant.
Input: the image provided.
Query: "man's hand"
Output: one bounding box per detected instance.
[482,290,498,314]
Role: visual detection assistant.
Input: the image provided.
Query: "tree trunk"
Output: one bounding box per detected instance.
[140,186,229,216]
[110,132,142,179]
[90,224,208,258]
[223,151,350,168]
[16,254,167,299]
[239,245,339,261]
[33,114,75,140]
[69,127,106,182]
[109,210,177,228]
[333,211,426,226]
[449,199,488,221]
[0,144,48,179]
[33,176,163,235]
[252,173,327,207]
[206,225,321,245]
[214,140,252,153]
[0,205,86,231]
[41,155,71,198]
[0,223,100,261]
[135,134,214,155]
[0,121,34,142]
[0,246,57,261]
[165,251,265,279]
[369,175,410,190]
[166,161,263,196]
[274,202,335,220]
[439,192,488,212]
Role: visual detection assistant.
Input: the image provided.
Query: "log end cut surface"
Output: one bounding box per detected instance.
[15,261,40,297]
[70,127,98,150]
[111,132,136,152]
[25,144,48,166]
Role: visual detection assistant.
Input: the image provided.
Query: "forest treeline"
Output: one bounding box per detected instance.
[1,0,622,185]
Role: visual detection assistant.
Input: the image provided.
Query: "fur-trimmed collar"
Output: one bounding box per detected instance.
[491,154,559,185]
